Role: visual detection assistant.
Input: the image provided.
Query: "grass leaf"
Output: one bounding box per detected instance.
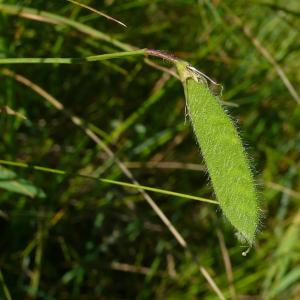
[66,0,127,27]
[0,166,46,198]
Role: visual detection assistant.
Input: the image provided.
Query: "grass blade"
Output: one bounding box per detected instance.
[0,166,46,198]
[0,159,218,205]
[0,50,146,65]
[0,269,12,300]
[66,0,127,27]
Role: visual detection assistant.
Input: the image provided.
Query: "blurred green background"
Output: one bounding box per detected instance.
[0,0,300,299]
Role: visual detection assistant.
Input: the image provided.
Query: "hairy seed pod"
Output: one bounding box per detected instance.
[177,62,259,245]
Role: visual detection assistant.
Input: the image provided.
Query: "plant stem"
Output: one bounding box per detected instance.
[0,160,218,205]
[0,269,12,300]
[146,49,179,63]
[0,50,147,65]
[0,49,180,65]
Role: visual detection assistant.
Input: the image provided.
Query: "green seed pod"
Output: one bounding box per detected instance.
[176,61,260,245]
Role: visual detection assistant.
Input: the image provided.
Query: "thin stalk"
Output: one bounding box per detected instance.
[146,49,179,64]
[0,160,218,205]
[66,0,127,27]
[0,269,12,300]
[0,49,180,65]
[29,220,45,299]
[0,50,146,65]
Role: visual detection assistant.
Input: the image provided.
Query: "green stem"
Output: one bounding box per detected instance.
[0,269,12,300]
[0,159,218,205]
[0,50,146,65]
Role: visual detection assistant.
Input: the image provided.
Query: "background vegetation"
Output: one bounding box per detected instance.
[0,0,300,299]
